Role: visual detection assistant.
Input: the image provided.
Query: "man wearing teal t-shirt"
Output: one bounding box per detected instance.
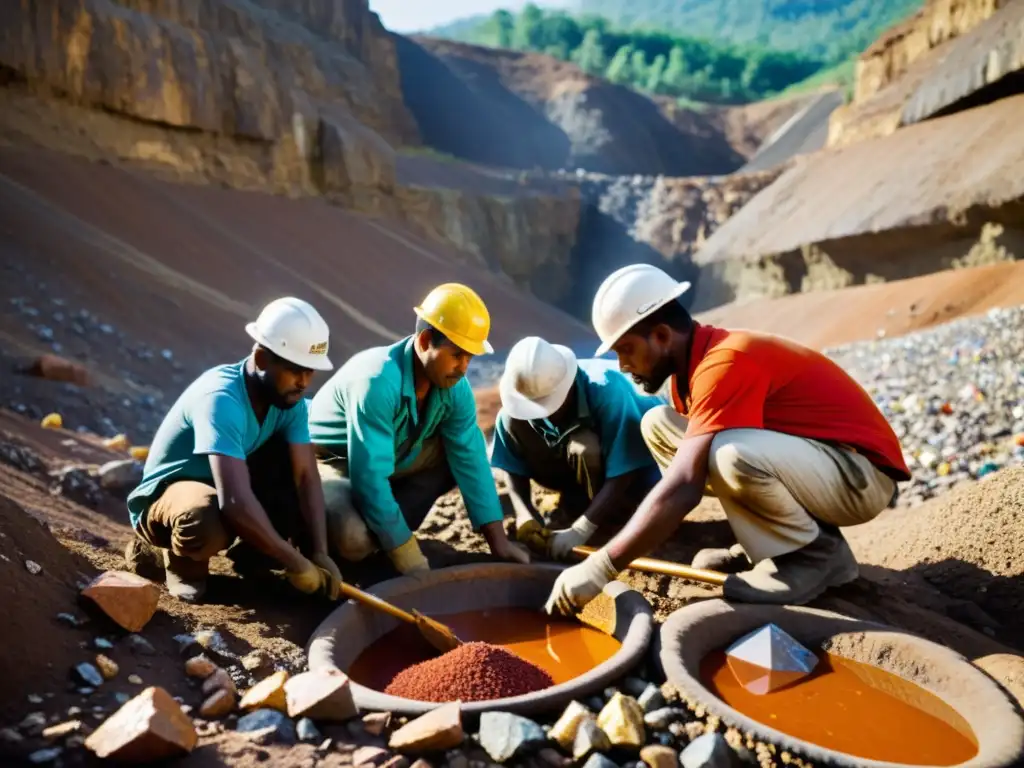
[308,283,529,575]
[490,337,663,560]
[124,298,343,603]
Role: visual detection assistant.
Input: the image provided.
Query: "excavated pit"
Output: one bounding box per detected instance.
[661,600,1024,768]
[307,563,654,716]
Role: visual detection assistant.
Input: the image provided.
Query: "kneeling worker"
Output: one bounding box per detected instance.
[308,283,529,574]
[489,336,662,560]
[125,298,344,603]
[546,264,910,615]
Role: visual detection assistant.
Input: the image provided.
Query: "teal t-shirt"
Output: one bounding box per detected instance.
[126,359,310,529]
[489,359,663,479]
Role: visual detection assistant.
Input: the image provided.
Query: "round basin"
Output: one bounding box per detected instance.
[660,599,1024,768]
[307,563,654,716]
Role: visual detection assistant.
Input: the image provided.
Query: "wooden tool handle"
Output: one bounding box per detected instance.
[573,545,727,587]
[339,582,418,625]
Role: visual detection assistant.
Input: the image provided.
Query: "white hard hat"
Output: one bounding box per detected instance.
[592,264,691,356]
[245,297,333,371]
[499,337,578,421]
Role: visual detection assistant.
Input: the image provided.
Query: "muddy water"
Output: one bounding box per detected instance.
[349,608,621,691]
[702,650,978,765]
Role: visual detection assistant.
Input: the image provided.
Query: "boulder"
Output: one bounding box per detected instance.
[84,687,197,761]
[388,702,463,753]
[81,571,159,632]
[284,668,357,721]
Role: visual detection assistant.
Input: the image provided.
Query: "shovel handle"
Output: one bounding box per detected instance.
[572,545,727,587]
[339,581,419,625]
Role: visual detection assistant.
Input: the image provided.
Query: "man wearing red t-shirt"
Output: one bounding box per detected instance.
[544,264,910,615]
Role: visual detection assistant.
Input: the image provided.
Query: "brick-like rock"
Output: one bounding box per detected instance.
[41,720,82,740]
[184,656,217,679]
[597,692,645,748]
[550,701,591,750]
[284,669,357,721]
[202,668,237,697]
[199,689,235,719]
[28,355,91,386]
[354,745,390,766]
[364,711,392,736]
[640,745,679,768]
[389,702,463,753]
[81,571,159,632]
[240,670,290,713]
[84,686,197,761]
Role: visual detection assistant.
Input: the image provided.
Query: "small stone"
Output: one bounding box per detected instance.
[94,638,114,650]
[317,738,334,752]
[20,712,47,734]
[240,670,290,713]
[685,721,706,741]
[0,727,23,744]
[128,674,143,685]
[185,655,218,679]
[681,733,735,768]
[535,748,568,767]
[127,634,156,656]
[364,711,393,736]
[74,662,104,688]
[56,613,82,627]
[114,692,131,705]
[550,700,592,750]
[638,684,667,713]
[203,668,237,697]
[241,651,267,671]
[622,678,648,697]
[95,654,119,680]
[641,745,678,768]
[235,708,296,745]
[194,629,230,655]
[383,757,411,768]
[582,754,617,768]
[81,571,159,632]
[28,747,63,764]
[597,692,645,748]
[78,687,95,696]
[284,669,356,721]
[644,707,687,730]
[410,760,433,768]
[174,634,201,657]
[85,686,197,761]
[200,689,236,719]
[25,560,42,575]
[585,696,605,713]
[445,750,469,768]
[28,694,44,704]
[42,720,82,740]
[572,717,611,760]
[354,745,391,766]
[389,701,463,753]
[97,459,143,491]
[479,711,546,762]
[297,717,322,743]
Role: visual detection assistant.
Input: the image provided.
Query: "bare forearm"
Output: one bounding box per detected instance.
[582,472,639,526]
[222,496,304,570]
[297,478,329,556]
[604,485,701,569]
[507,473,540,526]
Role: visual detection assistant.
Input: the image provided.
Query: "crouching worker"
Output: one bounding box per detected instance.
[124,298,344,603]
[545,265,911,616]
[308,283,530,575]
[490,336,662,560]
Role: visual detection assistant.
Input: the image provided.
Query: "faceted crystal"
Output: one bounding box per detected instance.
[725,623,818,695]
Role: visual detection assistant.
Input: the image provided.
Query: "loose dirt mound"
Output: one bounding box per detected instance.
[396,36,744,176]
[849,467,1024,639]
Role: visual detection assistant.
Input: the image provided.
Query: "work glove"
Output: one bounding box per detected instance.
[549,516,599,561]
[515,519,553,557]
[388,537,430,575]
[286,555,342,600]
[543,547,619,617]
[311,552,345,596]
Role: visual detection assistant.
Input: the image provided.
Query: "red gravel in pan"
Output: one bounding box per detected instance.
[384,641,554,702]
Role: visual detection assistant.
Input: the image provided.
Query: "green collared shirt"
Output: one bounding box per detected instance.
[307,336,502,550]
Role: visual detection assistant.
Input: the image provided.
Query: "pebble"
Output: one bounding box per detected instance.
[638,683,666,713]
[235,709,296,745]
[127,634,157,656]
[94,638,114,650]
[0,727,23,744]
[56,613,84,627]
[74,662,104,688]
[680,732,734,768]
[581,755,617,768]
[640,745,679,768]
[113,692,131,705]
[194,629,230,655]
[478,712,546,762]
[572,718,610,761]
[621,678,649,697]
[25,560,42,575]
[128,674,143,685]
[27,747,63,764]
[644,707,687,730]
[95,654,119,680]
[21,712,47,734]
[28,694,44,704]
[296,717,322,743]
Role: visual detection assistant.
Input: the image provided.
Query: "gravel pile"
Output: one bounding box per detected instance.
[827,305,1024,507]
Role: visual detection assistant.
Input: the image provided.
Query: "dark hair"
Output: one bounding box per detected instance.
[628,299,693,337]
[415,317,450,348]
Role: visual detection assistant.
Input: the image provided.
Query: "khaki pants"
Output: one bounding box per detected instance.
[317,436,455,562]
[640,405,896,563]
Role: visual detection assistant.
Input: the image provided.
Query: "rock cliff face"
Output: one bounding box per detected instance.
[828,0,1020,146]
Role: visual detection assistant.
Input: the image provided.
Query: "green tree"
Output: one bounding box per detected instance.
[662,46,689,91]
[630,49,649,84]
[605,44,634,84]
[646,53,666,92]
[492,9,514,49]
[513,3,543,50]
[573,29,608,75]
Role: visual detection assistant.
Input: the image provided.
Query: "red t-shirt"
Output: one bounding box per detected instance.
[669,324,911,480]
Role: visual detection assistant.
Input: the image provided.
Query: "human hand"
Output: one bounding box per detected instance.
[285,555,340,599]
[548,516,599,561]
[388,537,430,575]
[311,552,344,599]
[543,548,618,617]
[515,519,552,557]
[491,538,531,564]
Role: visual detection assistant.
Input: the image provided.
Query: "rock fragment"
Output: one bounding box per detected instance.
[478,711,546,762]
[239,670,290,713]
[185,655,218,679]
[597,692,645,748]
[284,668,356,721]
[389,701,463,753]
[235,709,296,745]
[95,654,119,680]
[84,686,197,761]
[81,570,159,632]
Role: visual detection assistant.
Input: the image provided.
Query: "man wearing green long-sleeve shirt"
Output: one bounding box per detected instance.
[308,283,530,574]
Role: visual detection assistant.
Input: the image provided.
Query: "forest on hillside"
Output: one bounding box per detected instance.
[429,1,922,104]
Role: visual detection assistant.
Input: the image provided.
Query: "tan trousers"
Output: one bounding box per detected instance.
[137,481,232,561]
[640,405,896,563]
[318,436,453,562]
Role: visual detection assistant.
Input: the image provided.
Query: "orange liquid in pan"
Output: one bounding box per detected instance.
[348,608,621,691]
[702,650,979,765]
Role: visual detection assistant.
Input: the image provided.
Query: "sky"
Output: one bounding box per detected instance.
[370,0,565,33]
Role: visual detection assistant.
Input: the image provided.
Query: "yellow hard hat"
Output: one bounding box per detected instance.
[414,283,494,356]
